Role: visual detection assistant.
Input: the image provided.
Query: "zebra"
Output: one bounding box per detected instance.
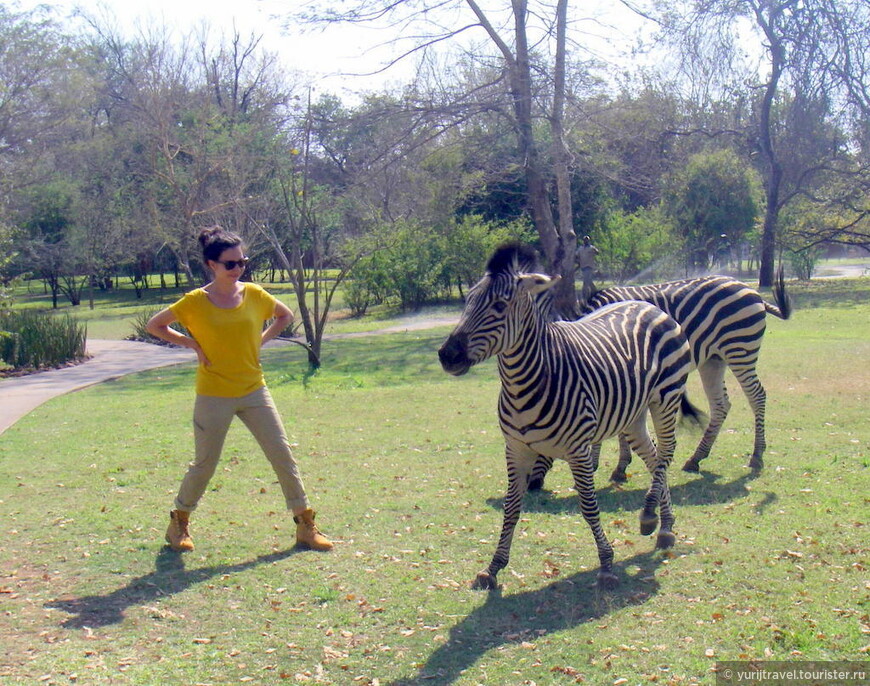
[437,243,701,589]
[528,272,792,489]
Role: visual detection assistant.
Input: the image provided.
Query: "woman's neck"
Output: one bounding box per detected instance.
[206,279,242,295]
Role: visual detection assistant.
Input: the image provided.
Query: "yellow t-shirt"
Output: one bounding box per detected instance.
[169,282,278,397]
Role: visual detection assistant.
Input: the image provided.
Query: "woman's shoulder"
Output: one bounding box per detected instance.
[181,287,208,301]
[243,282,275,299]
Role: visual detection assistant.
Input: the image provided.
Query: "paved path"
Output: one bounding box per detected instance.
[0,340,196,435]
[0,316,460,436]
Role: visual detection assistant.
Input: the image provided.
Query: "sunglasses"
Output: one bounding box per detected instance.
[215,256,249,270]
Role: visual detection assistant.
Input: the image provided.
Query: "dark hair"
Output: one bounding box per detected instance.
[198,226,242,263]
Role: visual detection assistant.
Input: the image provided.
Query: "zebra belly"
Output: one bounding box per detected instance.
[499,383,652,460]
[499,409,623,459]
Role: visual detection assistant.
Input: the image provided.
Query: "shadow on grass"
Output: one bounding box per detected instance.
[46,546,301,629]
[387,550,664,686]
[486,469,776,516]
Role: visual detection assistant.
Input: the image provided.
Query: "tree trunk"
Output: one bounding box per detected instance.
[466,0,576,315]
[549,0,578,317]
[754,1,785,288]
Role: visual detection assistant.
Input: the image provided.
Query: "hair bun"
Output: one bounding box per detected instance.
[198,227,221,247]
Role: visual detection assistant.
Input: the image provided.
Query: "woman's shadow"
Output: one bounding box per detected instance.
[46,546,300,629]
[387,549,665,686]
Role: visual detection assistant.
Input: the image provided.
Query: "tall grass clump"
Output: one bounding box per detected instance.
[127,308,187,345]
[0,309,86,369]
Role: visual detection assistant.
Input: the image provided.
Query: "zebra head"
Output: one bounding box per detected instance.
[438,243,560,376]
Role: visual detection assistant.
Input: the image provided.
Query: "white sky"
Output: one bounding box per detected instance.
[17,0,649,99]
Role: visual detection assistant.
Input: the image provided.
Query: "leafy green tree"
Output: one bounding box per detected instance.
[597,205,681,283]
[650,0,870,284]
[443,214,535,296]
[663,149,760,272]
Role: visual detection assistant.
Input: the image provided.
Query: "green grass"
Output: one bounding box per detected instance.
[0,280,868,685]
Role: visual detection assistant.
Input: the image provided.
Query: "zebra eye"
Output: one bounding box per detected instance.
[492,300,508,314]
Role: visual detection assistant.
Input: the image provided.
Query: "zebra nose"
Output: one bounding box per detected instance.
[438,333,468,368]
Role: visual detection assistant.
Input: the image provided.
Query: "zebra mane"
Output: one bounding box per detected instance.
[486,242,540,276]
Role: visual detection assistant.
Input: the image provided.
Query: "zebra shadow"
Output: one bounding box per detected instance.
[386,550,663,686]
[486,469,776,515]
[45,546,299,629]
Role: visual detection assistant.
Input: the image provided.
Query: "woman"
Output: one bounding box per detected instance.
[146,227,333,552]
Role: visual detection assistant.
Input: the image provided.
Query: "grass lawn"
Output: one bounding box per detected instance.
[0,279,868,685]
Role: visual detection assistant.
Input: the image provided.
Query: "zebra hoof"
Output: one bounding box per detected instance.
[609,469,628,484]
[471,572,498,590]
[747,457,763,470]
[639,513,659,536]
[597,570,619,589]
[527,477,544,491]
[682,459,700,473]
[656,531,676,549]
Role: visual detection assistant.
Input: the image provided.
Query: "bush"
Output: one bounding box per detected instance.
[343,278,374,318]
[128,308,187,345]
[788,246,821,280]
[0,330,17,364]
[0,310,86,369]
[598,205,683,282]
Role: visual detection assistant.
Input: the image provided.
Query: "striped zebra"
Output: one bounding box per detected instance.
[437,243,701,589]
[528,273,792,489]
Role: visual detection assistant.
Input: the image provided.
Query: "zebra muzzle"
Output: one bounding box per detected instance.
[438,333,471,375]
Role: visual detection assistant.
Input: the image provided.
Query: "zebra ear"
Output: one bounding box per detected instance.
[518,273,561,294]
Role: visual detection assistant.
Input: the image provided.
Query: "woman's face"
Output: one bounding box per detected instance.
[209,245,248,281]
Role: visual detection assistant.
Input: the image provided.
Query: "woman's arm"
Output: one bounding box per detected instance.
[262,300,294,345]
[146,308,210,366]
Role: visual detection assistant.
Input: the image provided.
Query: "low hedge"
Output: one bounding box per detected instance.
[0,310,87,369]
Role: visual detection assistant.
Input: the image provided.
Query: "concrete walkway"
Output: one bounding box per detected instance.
[0,316,460,436]
[0,340,197,435]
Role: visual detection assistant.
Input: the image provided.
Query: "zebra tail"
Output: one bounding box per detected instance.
[679,391,708,430]
[764,266,793,320]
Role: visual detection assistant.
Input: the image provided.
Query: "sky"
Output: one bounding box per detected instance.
[16,0,649,99]
[16,0,407,97]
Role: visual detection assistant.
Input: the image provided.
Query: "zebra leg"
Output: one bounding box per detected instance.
[591,443,601,472]
[473,445,535,590]
[684,358,730,472]
[568,450,617,589]
[648,396,679,548]
[655,474,676,549]
[527,454,554,491]
[733,366,767,470]
[610,434,632,483]
[622,413,660,536]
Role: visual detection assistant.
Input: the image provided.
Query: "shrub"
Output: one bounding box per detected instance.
[0,330,17,364]
[788,246,821,280]
[0,310,86,369]
[343,278,373,318]
[128,308,188,345]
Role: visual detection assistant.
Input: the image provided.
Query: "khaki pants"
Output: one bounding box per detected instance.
[174,387,310,513]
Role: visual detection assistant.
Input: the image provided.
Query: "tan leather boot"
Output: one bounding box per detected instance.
[165,510,194,552]
[294,509,333,551]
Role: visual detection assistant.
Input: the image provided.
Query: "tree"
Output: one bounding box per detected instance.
[650,0,870,285]
[664,148,760,272]
[294,0,607,314]
[84,19,296,286]
[0,6,72,173]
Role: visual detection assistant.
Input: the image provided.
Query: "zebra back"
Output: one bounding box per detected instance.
[582,276,771,368]
[518,301,691,449]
